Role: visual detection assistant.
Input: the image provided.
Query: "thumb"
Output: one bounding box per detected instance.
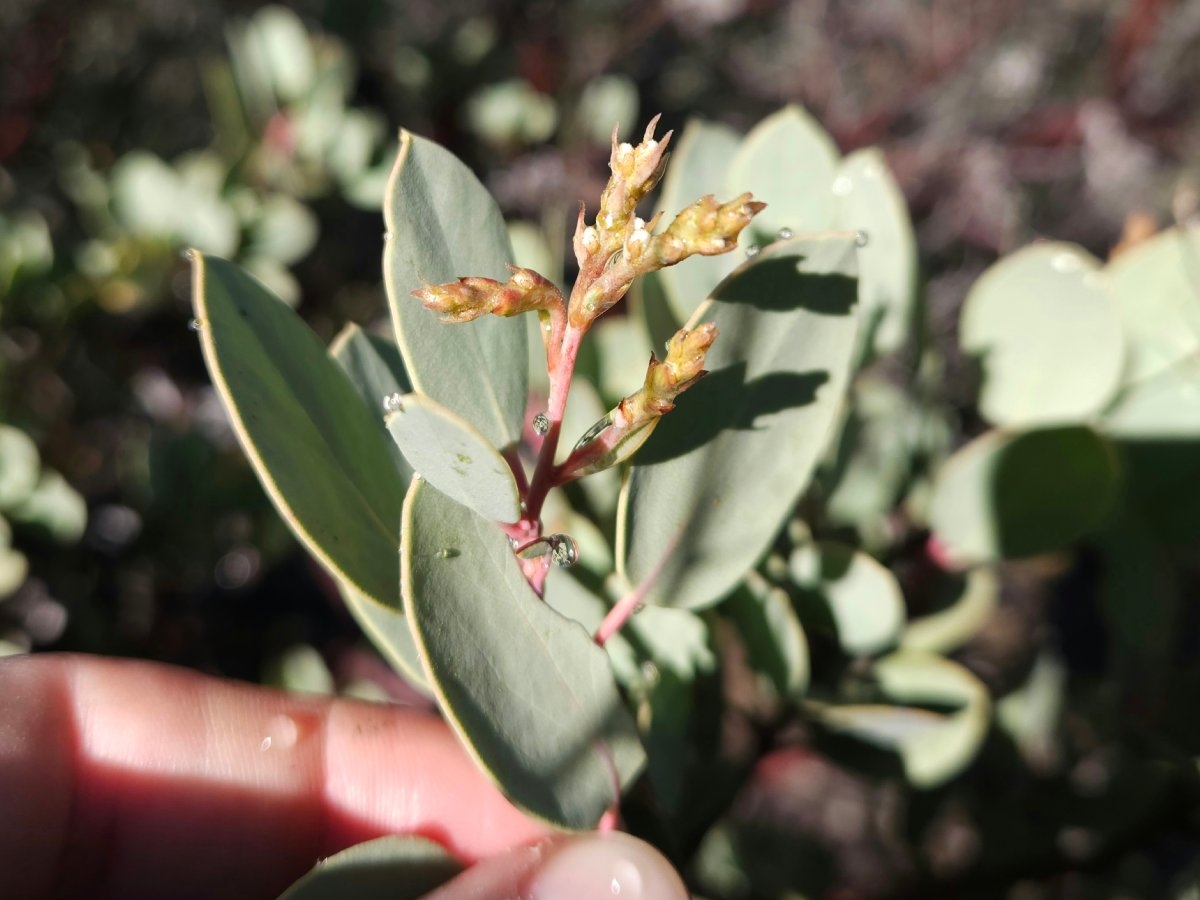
[426,832,689,900]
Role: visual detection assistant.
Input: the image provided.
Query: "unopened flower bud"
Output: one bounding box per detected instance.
[412,266,563,323]
[657,193,766,264]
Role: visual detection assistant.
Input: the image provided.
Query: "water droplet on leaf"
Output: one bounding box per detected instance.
[532,412,550,435]
[435,548,460,559]
[382,232,393,243]
[188,318,203,332]
[776,227,794,241]
[855,230,870,248]
[181,248,197,262]
[547,534,579,568]
[745,244,761,258]
[382,392,404,413]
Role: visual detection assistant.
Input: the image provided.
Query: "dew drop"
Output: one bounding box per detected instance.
[260,736,272,751]
[181,248,197,262]
[854,229,870,248]
[532,412,550,436]
[264,714,299,750]
[547,534,579,568]
[744,244,761,259]
[435,547,460,559]
[832,175,854,195]
[1051,252,1082,273]
[776,226,794,241]
[188,317,203,332]
[640,661,659,684]
[382,392,404,413]
[382,231,393,243]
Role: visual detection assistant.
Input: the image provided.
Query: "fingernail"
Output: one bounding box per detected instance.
[527,832,688,900]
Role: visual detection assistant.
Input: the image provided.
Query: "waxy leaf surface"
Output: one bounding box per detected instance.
[383,131,527,449]
[402,480,645,829]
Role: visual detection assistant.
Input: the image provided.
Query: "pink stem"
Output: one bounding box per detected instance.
[594,531,680,645]
[524,323,584,520]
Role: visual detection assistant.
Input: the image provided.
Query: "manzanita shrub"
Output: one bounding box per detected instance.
[190,103,1200,896]
[188,105,950,896]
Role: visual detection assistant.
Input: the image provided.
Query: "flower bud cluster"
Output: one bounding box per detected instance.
[412,266,563,323]
[654,193,767,265]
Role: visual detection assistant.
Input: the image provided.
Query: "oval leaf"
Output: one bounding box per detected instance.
[811,651,990,788]
[726,106,840,244]
[724,578,810,699]
[961,243,1124,426]
[656,119,744,322]
[1106,225,1200,385]
[330,323,414,484]
[192,253,406,608]
[789,541,906,657]
[402,479,646,829]
[278,835,462,900]
[901,568,999,655]
[928,425,1119,567]
[620,235,861,610]
[832,148,918,357]
[386,393,521,523]
[383,131,527,449]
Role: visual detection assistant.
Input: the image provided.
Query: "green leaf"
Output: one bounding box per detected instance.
[0,544,28,599]
[724,577,810,699]
[726,106,840,245]
[928,425,1119,567]
[1106,225,1200,385]
[1103,355,1200,438]
[960,243,1125,426]
[0,425,40,511]
[250,194,319,265]
[832,148,918,356]
[810,651,990,788]
[655,119,743,322]
[789,541,905,657]
[383,131,528,449]
[385,393,521,523]
[192,253,406,608]
[402,479,646,829]
[619,235,861,610]
[901,568,999,655]
[336,580,428,692]
[329,323,414,484]
[7,470,87,544]
[277,835,462,900]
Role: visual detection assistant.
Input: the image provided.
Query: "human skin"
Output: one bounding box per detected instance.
[0,654,686,900]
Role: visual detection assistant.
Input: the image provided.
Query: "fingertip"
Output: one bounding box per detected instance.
[525,833,688,900]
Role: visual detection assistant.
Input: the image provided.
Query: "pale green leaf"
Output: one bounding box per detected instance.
[961,243,1124,426]
[620,235,861,610]
[192,253,406,608]
[726,106,840,245]
[811,651,990,788]
[789,541,906,657]
[385,393,521,523]
[928,425,1119,567]
[902,568,999,654]
[278,835,461,900]
[655,119,743,322]
[402,480,645,829]
[832,148,918,356]
[383,131,527,449]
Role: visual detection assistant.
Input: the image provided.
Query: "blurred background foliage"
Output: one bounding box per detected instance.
[2,0,1200,897]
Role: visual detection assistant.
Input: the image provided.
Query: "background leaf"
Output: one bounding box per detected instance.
[655,119,744,323]
[789,541,906,657]
[726,106,840,246]
[928,425,1119,566]
[620,235,861,610]
[402,479,645,830]
[832,148,918,357]
[960,243,1124,426]
[383,130,527,449]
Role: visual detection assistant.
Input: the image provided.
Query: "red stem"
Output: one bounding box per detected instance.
[524,322,584,520]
